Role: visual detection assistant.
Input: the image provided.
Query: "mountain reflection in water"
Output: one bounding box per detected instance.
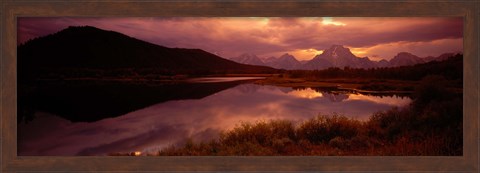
[18,79,411,156]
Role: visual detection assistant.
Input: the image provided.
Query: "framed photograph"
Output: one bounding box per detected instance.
[1,1,478,172]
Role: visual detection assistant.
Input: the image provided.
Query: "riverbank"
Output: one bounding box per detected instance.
[111,75,462,156]
[154,79,462,156]
[255,76,462,95]
[255,76,418,94]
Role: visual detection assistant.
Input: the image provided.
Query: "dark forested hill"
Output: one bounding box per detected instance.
[18,26,277,81]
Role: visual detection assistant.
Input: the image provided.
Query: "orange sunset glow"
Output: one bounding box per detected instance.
[18,17,462,61]
[17,16,464,157]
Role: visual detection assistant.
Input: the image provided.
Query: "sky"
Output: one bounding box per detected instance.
[17,17,463,61]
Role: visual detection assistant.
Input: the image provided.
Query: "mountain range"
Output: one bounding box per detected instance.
[229,45,461,70]
[264,53,302,70]
[228,53,302,70]
[18,25,461,77]
[18,26,277,80]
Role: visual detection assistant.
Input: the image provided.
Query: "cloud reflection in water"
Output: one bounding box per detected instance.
[18,83,411,156]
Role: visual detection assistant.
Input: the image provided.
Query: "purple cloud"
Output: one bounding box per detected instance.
[18,17,463,60]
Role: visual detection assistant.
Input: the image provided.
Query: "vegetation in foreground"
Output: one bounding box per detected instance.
[155,75,462,156]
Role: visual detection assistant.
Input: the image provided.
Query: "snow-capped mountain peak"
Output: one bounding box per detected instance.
[229,53,265,66]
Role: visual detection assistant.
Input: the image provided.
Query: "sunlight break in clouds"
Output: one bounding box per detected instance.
[322,17,347,26]
[18,17,462,61]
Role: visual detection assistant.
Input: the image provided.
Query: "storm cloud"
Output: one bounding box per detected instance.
[18,17,462,61]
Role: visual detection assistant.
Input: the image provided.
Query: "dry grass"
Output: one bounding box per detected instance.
[155,75,462,156]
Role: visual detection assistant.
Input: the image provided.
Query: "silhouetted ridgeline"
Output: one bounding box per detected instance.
[18,26,278,82]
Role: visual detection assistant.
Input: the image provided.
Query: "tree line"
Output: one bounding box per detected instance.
[284,54,462,81]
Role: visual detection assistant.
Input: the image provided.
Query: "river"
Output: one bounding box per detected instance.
[18,77,411,156]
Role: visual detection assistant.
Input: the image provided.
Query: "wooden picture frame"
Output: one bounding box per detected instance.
[1,1,478,172]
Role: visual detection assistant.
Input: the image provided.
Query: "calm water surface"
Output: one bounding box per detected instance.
[18,77,411,156]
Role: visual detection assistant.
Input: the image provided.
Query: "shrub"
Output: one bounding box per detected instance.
[297,114,361,144]
[412,75,453,111]
[219,120,296,147]
[157,87,462,156]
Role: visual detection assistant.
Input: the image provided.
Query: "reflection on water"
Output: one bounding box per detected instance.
[288,88,323,99]
[18,78,257,123]
[186,77,266,83]
[18,79,411,156]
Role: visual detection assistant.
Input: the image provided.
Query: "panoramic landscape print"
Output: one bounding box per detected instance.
[17,17,463,156]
